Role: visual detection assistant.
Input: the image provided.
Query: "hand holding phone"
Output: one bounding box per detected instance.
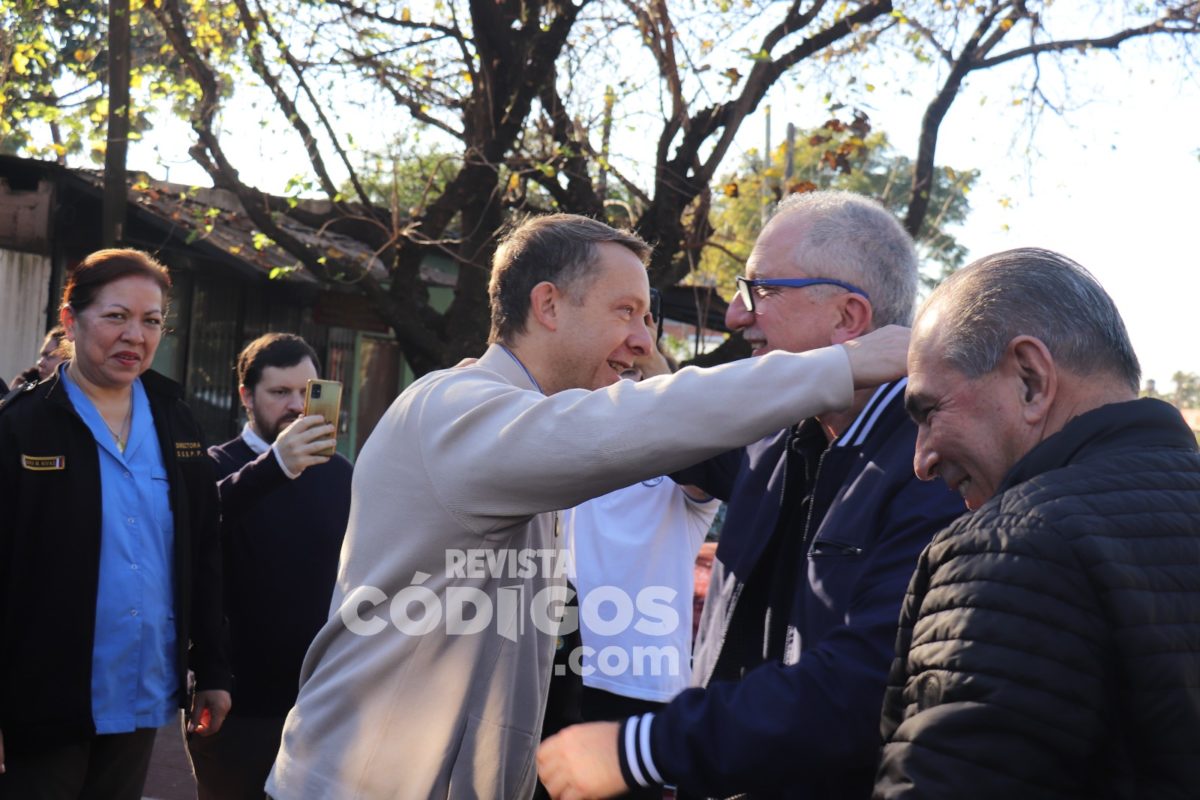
[299,378,342,459]
[275,416,338,474]
[269,379,342,476]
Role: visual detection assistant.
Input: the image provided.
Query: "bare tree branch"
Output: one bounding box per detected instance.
[633,0,894,287]
[322,0,460,38]
[904,5,1004,237]
[231,0,343,203]
[699,1,893,183]
[977,18,1200,69]
[150,0,448,368]
[624,0,689,130]
[112,0,1198,376]
[902,2,1200,237]
[537,81,604,216]
[251,0,374,208]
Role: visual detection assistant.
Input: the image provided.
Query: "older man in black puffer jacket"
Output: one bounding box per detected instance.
[874,247,1200,800]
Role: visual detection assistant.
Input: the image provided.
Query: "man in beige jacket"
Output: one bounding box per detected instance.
[267,214,907,799]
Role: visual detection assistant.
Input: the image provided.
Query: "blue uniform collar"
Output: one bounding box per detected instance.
[61,366,152,462]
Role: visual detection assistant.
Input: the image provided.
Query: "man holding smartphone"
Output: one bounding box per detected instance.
[188,333,352,799]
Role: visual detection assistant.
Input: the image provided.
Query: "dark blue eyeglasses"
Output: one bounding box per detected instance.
[735,275,869,313]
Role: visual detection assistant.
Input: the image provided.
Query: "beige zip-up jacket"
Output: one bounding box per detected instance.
[267,342,853,799]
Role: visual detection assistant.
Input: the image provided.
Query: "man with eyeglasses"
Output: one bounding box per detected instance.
[265,213,910,800]
[538,191,965,800]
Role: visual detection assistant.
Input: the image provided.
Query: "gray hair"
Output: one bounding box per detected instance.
[771,190,918,327]
[922,247,1140,392]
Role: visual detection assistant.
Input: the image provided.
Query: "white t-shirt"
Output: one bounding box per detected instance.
[565,477,721,702]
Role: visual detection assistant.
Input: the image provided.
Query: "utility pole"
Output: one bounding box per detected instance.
[784,122,796,184]
[103,0,131,247]
[761,105,771,226]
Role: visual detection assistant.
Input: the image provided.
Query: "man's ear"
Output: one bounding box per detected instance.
[829,294,874,345]
[1006,336,1057,424]
[527,281,562,333]
[238,385,254,414]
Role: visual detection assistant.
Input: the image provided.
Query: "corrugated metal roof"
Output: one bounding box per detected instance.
[73,170,391,284]
[0,155,457,288]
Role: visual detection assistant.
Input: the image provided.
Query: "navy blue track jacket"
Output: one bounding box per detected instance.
[617,380,965,799]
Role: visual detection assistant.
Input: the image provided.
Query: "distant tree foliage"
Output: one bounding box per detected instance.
[0,0,239,163]
[698,112,977,300]
[1141,372,1200,410]
[1171,371,1200,409]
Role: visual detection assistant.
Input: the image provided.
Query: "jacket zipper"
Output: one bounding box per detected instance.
[799,447,829,555]
[700,579,744,688]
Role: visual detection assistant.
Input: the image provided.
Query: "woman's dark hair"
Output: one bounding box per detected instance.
[61,248,172,312]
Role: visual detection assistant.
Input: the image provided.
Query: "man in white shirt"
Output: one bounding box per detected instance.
[564,344,719,721]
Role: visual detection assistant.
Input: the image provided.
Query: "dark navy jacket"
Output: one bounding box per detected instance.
[0,369,230,750]
[617,380,965,799]
[208,436,352,716]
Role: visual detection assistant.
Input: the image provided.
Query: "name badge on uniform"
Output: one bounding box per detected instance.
[175,441,204,460]
[22,454,66,471]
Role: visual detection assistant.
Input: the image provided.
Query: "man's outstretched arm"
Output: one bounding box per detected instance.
[538,472,958,797]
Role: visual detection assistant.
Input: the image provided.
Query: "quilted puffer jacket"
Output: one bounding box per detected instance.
[874,398,1200,800]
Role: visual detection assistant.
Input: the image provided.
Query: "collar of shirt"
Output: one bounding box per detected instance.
[241,421,271,455]
[498,345,544,394]
[60,367,153,462]
[241,421,301,479]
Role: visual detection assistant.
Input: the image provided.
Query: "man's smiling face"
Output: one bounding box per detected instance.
[905,311,1031,511]
[724,215,846,358]
[550,241,654,392]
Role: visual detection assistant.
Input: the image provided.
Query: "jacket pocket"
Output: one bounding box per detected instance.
[809,538,864,557]
[447,714,538,800]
